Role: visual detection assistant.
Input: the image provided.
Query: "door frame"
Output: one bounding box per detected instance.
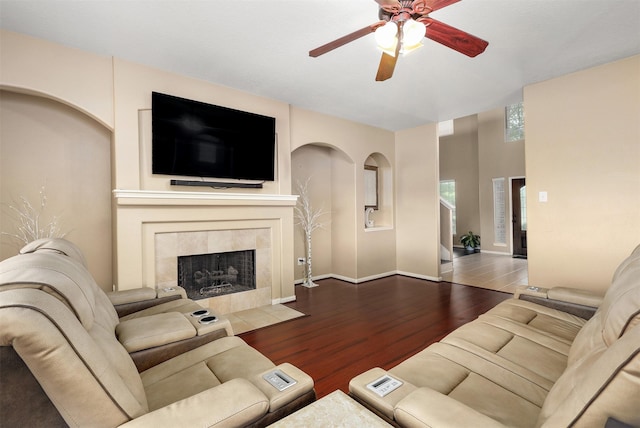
[508,176,526,256]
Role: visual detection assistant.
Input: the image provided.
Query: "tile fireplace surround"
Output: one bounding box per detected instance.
[155,228,271,314]
[113,190,298,314]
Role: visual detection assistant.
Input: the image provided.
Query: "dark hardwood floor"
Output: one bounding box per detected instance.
[240,275,510,399]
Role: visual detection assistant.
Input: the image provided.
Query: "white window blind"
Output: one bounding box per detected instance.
[493,178,506,244]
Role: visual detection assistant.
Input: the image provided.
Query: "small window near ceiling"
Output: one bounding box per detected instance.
[439,180,456,235]
[505,102,525,142]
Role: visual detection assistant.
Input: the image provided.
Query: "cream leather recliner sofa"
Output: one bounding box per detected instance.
[0,239,315,427]
[17,238,234,371]
[350,245,640,427]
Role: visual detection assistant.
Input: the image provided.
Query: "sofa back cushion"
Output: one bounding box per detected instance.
[610,244,640,283]
[0,287,149,426]
[21,237,88,267]
[0,252,97,329]
[20,238,120,330]
[537,323,640,427]
[599,248,640,346]
[568,244,640,366]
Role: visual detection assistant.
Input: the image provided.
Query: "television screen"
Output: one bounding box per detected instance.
[152,92,276,181]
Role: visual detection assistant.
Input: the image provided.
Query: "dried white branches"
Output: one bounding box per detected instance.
[1,186,66,247]
[294,177,329,288]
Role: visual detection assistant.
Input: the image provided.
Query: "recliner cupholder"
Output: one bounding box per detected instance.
[191,309,209,317]
[199,315,218,324]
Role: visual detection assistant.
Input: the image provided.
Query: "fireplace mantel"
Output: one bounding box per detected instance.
[113,188,298,306]
[114,189,298,207]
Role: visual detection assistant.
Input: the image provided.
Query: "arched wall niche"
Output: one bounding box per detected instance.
[0,88,114,290]
[0,85,114,131]
[291,142,357,283]
[364,152,393,229]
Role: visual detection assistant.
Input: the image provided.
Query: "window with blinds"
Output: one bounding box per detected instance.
[493,178,506,245]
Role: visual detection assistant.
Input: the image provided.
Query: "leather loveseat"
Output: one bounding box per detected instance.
[349,245,640,427]
[0,238,315,427]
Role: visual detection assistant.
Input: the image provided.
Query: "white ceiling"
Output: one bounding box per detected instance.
[1,0,639,131]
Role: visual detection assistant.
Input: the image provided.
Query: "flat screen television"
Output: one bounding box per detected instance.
[152,92,276,181]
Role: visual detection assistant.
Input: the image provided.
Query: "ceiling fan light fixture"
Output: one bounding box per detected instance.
[375,21,398,53]
[402,19,426,48]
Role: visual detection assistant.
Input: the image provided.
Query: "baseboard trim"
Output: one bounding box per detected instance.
[395,270,442,282]
[479,250,511,256]
[272,295,296,304]
[294,270,441,285]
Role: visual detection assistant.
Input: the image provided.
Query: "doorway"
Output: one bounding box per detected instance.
[511,178,527,258]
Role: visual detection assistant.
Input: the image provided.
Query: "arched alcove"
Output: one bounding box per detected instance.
[0,89,113,289]
[291,143,357,282]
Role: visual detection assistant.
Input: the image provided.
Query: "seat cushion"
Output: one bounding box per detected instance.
[388,342,548,426]
[442,318,569,384]
[116,312,196,353]
[141,336,275,410]
[484,299,587,342]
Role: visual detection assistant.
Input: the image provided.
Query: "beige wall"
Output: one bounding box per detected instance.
[0,30,115,289]
[289,107,397,282]
[524,55,640,293]
[0,30,114,129]
[478,107,526,254]
[439,115,481,244]
[110,59,296,293]
[396,123,441,280]
[112,58,292,194]
[3,29,637,295]
[291,145,333,280]
[0,91,113,288]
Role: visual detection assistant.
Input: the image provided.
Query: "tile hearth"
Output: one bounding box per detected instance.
[229,304,305,335]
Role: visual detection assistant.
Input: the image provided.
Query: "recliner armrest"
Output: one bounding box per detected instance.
[514,285,601,320]
[107,286,188,305]
[109,287,191,318]
[118,379,269,428]
[547,286,603,307]
[108,288,158,305]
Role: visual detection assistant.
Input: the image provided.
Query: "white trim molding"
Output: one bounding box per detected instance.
[113,189,298,207]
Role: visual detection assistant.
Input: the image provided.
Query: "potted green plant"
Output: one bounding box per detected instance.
[460,231,480,252]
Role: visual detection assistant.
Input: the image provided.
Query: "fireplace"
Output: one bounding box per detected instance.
[178,250,256,300]
[153,227,276,314]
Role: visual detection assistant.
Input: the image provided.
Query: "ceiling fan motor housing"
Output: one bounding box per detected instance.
[379,0,430,23]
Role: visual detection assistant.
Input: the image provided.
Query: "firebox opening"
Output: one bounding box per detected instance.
[178,250,256,300]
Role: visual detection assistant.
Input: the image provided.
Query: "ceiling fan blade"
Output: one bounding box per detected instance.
[309,22,385,57]
[419,17,488,57]
[375,52,399,81]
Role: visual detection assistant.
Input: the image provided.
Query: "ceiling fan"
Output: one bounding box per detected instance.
[309,0,488,81]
